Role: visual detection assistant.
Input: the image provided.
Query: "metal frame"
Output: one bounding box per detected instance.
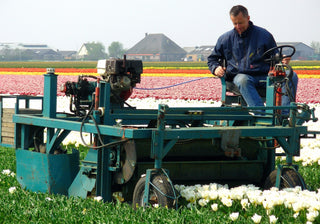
[0,95,43,148]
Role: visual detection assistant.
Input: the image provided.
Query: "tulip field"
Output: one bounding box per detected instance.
[0,62,320,102]
[0,61,320,223]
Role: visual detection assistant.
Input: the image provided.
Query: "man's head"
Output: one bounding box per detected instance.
[229,5,250,35]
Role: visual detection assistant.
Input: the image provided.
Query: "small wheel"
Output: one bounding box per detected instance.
[132,173,176,209]
[264,168,306,190]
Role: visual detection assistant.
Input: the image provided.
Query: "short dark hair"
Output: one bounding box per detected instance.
[230,5,249,17]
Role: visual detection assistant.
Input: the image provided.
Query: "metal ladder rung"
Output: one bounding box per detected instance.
[80,160,97,164]
[80,165,97,169]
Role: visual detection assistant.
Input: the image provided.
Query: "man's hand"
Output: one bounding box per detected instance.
[282,56,291,65]
[214,66,226,78]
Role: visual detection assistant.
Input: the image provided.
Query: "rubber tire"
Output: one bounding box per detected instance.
[132,173,176,209]
[264,168,306,190]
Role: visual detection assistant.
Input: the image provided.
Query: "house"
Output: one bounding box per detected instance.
[184,42,314,61]
[183,47,196,53]
[0,43,62,61]
[185,46,215,61]
[77,43,106,60]
[29,49,62,61]
[77,43,90,59]
[277,42,315,60]
[126,33,187,61]
[58,50,77,60]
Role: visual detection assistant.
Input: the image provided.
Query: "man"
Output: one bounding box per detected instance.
[207,5,298,109]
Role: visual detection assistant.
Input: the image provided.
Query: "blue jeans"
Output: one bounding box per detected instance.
[233,72,298,108]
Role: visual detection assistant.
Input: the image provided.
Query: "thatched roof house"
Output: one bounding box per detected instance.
[126,33,186,61]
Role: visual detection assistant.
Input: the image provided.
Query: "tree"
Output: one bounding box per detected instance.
[0,48,34,61]
[310,41,320,60]
[108,42,126,58]
[84,42,108,60]
[311,41,320,54]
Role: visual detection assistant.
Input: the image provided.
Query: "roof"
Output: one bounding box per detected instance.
[28,49,59,55]
[59,51,77,57]
[186,43,314,55]
[277,42,314,50]
[82,43,95,50]
[183,47,196,53]
[0,42,53,51]
[277,42,302,46]
[126,33,186,55]
[188,45,215,54]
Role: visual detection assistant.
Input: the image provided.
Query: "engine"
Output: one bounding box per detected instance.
[97,56,142,101]
[61,57,143,116]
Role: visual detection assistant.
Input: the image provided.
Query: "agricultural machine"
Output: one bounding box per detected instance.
[0,46,319,208]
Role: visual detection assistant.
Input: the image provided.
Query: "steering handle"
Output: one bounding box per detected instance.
[263,45,296,63]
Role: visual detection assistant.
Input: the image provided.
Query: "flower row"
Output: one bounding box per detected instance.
[5,66,315,72]
[1,75,320,103]
[0,68,95,73]
[175,183,320,223]
[143,66,320,70]
[1,70,320,79]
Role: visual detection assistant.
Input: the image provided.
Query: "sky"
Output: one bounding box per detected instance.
[1,0,319,51]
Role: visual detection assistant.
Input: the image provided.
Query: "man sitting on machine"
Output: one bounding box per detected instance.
[207,5,298,111]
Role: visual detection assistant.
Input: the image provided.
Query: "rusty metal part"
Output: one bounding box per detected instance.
[113,140,137,184]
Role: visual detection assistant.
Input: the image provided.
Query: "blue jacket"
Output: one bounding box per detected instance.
[207,21,277,80]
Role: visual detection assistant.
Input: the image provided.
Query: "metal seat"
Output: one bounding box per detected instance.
[221,78,266,106]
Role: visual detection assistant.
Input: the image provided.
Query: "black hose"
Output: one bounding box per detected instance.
[78,92,129,149]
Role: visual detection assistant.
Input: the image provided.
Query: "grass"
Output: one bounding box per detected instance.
[299,163,320,190]
[0,146,319,223]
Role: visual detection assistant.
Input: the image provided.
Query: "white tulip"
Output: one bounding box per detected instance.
[2,169,12,176]
[241,198,249,209]
[187,202,196,209]
[198,198,209,207]
[251,213,262,223]
[306,210,319,222]
[211,203,218,211]
[9,186,17,194]
[221,197,233,207]
[93,196,103,202]
[229,212,239,221]
[269,215,278,224]
[208,190,218,200]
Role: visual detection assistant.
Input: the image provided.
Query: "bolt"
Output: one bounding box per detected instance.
[46,68,55,74]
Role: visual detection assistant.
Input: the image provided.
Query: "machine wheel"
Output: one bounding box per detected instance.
[132,173,176,209]
[264,168,306,190]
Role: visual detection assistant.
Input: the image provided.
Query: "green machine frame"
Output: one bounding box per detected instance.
[6,67,319,207]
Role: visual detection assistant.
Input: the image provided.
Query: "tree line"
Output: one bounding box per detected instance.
[83,41,126,60]
[2,41,320,61]
[311,41,320,55]
[0,41,126,61]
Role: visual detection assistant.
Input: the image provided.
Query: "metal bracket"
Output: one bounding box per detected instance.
[275,164,306,189]
[220,129,241,157]
[143,169,153,208]
[47,128,71,154]
[142,168,177,209]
